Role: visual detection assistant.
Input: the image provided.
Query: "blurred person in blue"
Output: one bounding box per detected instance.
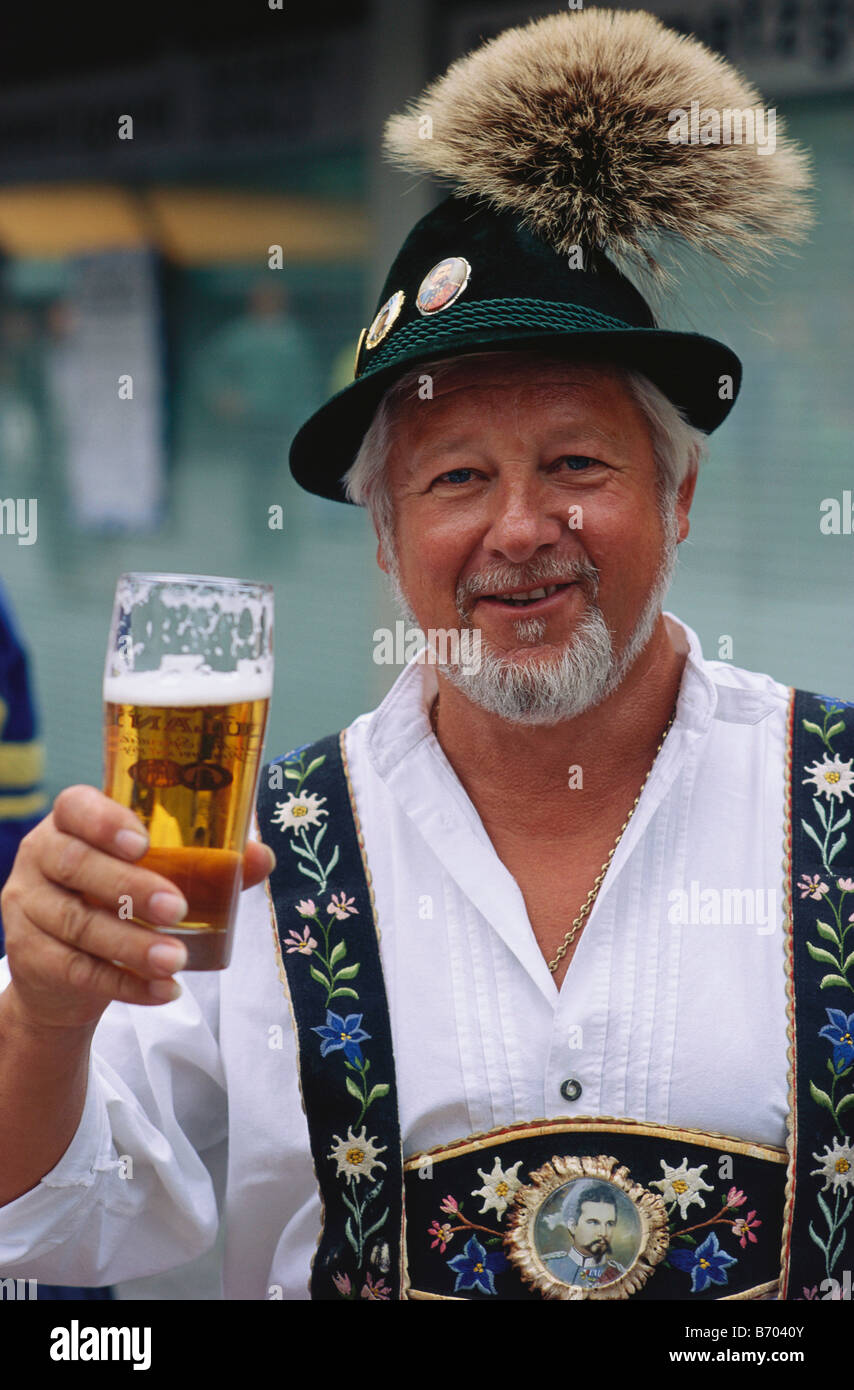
[0,580,112,1302]
[0,581,45,920]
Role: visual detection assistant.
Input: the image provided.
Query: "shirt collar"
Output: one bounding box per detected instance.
[365,650,439,781]
[364,610,776,779]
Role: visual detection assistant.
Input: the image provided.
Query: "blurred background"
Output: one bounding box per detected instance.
[0,0,851,805]
[0,0,850,1296]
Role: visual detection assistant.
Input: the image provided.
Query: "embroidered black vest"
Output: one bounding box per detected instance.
[255,691,854,1300]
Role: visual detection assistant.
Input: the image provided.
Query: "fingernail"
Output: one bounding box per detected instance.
[262,846,276,872]
[114,828,149,859]
[148,891,189,926]
[148,942,188,974]
[149,978,181,1002]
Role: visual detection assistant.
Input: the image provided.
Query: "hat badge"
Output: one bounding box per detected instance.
[415,256,472,316]
[365,289,405,351]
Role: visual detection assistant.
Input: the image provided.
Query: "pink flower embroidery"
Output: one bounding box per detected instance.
[360,1272,391,1300]
[296,898,317,917]
[429,1220,455,1252]
[285,926,318,955]
[731,1211,761,1247]
[439,1194,459,1216]
[332,1271,352,1295]
[328,892,358,920]
[725,1186,747,1209]
[798,873,829,901]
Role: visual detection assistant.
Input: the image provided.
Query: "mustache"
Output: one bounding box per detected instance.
[456,554,599,616]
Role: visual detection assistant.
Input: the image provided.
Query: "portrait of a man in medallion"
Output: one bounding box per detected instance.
[415,256,470,315]
[534,1179,643,1288]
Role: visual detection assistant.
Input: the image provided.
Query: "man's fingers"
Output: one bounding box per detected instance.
[15,925,183,1010]
[15,886,190,980]
[31,830,189,925]
[50,786,275,893]
[242,841,276,891]
[50,785,150,859]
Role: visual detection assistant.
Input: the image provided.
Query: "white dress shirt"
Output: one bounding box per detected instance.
[0,614,791,1298]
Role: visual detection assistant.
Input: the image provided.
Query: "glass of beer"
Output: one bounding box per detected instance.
[103,573,273,970]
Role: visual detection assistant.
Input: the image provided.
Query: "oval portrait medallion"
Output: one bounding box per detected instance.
[504,1154,670,1300]
[365,290,405,350]
[415,256,472,316]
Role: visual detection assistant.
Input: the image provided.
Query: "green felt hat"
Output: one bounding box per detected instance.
[289,194,742,503]
[289,9,811,504]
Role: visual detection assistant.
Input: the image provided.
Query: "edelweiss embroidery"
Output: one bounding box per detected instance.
[785,693,854,1296]
[258,734,404,1300]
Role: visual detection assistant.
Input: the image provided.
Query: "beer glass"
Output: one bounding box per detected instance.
[103,573,273,969]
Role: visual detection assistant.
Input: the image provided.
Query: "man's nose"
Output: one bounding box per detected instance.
[481,475,565,563]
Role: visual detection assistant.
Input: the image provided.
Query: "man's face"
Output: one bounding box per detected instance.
[378,356,693,720]
[568,1200,617,1259]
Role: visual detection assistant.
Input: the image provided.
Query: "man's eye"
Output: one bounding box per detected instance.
[555,455,599,472]
[435,468,475,485]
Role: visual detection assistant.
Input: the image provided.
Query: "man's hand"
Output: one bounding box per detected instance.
[1,785,276,1031]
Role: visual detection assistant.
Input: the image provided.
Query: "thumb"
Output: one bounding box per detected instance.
[242,841,276,890]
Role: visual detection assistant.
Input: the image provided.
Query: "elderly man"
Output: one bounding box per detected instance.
[0,11,848,1303]
[349,347,697,992]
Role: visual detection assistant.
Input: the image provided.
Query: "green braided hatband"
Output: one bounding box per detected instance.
[358,298,638,377]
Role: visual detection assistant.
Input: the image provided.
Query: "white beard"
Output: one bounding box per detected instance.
[386,511,679,726]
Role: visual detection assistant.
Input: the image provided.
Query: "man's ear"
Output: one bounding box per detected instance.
[675,461,699,544]
[376,540,390,575]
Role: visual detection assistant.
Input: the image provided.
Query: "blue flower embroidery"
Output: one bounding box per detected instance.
[819,1008,854,1074]
[312,1010,371,1064]
[282,742,313,761]
[446,1235,507,1295]
[669,1232,738,1293]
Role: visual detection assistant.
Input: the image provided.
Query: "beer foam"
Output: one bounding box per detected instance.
[104,656,272,707]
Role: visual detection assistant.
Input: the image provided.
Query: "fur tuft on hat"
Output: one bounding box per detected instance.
[384,8,812,284]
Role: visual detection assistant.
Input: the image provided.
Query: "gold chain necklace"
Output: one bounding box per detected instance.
[546,705,677,973]
[428,695,677,974]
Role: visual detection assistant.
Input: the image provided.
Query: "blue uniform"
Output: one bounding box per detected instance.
[0,581,45,946]
[0,582,112,1302]
[543,1249,626,1287]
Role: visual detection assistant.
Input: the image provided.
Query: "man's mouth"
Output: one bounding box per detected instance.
[476,582,576,610]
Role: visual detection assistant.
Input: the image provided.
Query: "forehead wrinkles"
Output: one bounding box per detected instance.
[410,370,612,417]
[394,371,619,463]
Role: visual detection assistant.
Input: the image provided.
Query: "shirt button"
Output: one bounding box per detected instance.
[560,1078,582,1103]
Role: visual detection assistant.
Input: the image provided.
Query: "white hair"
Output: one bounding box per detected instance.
[342,349,707,556]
